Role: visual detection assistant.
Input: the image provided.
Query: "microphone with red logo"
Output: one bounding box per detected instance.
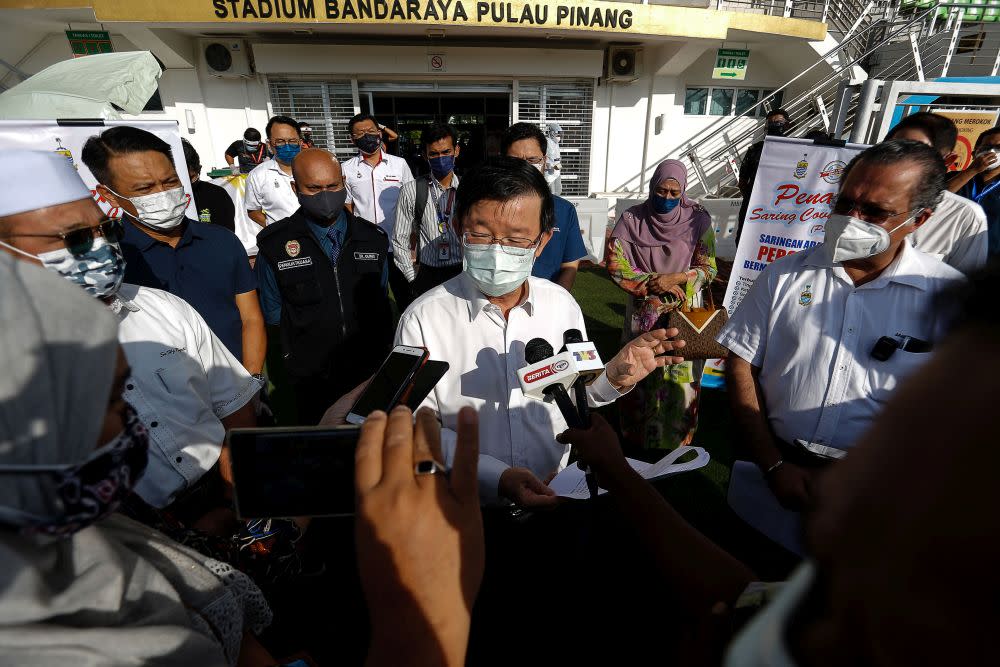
[520,338,584,429]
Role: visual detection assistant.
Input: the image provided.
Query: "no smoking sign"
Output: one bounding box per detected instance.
[428,54,446,72]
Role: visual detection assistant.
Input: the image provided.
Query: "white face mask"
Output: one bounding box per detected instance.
[821,213,913,264]
[462,241,536,297]
[111,186,189,231]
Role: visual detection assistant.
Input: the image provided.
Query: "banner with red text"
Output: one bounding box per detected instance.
[724,136,866,314]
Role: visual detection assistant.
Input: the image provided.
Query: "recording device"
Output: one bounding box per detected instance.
[522,338,583,429]
[561,329,595,428]
[229,426,361,519]
[401,359,450,411]
[346,345,429,424]
[870,334,932,361]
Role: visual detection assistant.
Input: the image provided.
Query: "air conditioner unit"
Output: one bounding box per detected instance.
[200,39,252,78]
[605,46,642,82]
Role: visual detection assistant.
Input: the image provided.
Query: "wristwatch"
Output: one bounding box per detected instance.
[251,373,266,386]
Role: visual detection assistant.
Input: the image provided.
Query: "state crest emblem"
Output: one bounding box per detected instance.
[285,240,301,258]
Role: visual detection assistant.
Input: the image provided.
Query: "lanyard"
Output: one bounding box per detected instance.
[430,178,457,233]
[972,178,1000,203]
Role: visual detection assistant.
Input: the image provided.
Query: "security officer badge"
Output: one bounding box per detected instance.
[799,284,813,307]
[285,240,301,258]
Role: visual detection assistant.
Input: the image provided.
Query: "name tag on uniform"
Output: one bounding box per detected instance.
[354,252,380,261]
[438,241,450,261]
[384,176,400,183]
[277,257,314,271]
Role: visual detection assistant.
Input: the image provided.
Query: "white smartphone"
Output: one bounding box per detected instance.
[345,345,429,425]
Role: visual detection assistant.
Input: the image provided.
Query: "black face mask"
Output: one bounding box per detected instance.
[355,133,382,155]
[298,188,347,223]
[767,121,788,136]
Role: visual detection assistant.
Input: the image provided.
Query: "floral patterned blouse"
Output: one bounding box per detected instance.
[606,224,718,336]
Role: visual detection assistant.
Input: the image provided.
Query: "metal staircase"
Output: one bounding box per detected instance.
[683,0,1000,197]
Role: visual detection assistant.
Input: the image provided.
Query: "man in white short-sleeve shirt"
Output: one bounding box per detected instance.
[114,284,262,507]
[245,116,303,230]
[396,158,685,507]
[885,111,988,274]
[342,114,415,309]
[718,140,963,513]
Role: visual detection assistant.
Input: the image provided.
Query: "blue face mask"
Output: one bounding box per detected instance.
[428,155,455,179]
[275,143,301,164]
[653,195,680,214]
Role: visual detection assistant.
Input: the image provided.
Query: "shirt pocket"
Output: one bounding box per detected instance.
[865,349,932,405]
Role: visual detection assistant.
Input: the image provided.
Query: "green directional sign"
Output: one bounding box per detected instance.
[713,48,750,80]
[66,30,114,58]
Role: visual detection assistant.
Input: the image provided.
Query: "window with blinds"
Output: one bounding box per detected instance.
[267,78,356,162]
[517,80,594,196]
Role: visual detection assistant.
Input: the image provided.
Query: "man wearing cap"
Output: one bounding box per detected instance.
[226,127,271,175]
[81,125,266,376]
[0,149,260,514]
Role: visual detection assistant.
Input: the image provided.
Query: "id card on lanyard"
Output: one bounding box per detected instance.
[431,181,457,262]
[972,178,1000,204]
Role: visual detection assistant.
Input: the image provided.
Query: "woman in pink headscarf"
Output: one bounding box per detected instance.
[606,159,717,451]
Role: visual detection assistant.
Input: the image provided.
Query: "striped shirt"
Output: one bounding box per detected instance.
[391,174,462,281]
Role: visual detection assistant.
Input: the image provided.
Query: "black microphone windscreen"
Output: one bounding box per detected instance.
[525,337,554,364]
[563,329,584,345]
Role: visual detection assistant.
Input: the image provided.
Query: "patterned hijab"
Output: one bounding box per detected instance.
[612,159,712,275]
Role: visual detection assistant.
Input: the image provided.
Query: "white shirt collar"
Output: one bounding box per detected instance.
[266,157,291,175]
[459,273,535,322]
[804,241,932,291]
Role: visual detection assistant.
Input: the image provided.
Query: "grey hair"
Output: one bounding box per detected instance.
[842,139,947,211]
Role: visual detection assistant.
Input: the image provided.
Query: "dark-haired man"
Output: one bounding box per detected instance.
[182,138,236,233]
[81,126,266,375]
[502,122,587,291]
[886,112,987,273]
[737,109,791,246]
[391,123,463,298]
[719,140,963,518]
[396,157,685,507]
[343,113,414,309]
[246,115,303,230]
[949,126,1000,259]
[225,127,270,174]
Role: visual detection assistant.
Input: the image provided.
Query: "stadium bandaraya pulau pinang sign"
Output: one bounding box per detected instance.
[210,0,635,29]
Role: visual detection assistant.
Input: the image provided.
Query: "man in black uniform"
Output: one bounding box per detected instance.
[255,148,392,423]
[226,127,270,174]
[736,109,790,246]
[182,139,236,233]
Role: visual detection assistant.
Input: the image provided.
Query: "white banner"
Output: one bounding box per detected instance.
[723,136,867,314]
[207,173,261,256]
[0,119,196,220]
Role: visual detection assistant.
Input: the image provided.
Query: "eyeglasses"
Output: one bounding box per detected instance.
[462,230,541,254]
[351,130,381,140]
[3,217,124,256]
[832,196,917,225]
[521,156,545,166]
[271,139,301,147]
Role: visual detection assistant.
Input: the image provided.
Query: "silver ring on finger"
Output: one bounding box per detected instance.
[414,459,448,477]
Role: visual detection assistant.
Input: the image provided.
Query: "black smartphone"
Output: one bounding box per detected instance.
[229,426,361,519]
[401,359,450,411]
[346,345,429,424]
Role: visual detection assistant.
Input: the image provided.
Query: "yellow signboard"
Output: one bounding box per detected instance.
[934,110,1000,171]
[71,0,824,41]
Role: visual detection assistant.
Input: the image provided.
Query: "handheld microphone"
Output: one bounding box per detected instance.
[522,338,583,429]
[562,329,599,500]
[562,329,591,428]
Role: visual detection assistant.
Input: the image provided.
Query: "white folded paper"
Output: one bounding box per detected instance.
[548,446,711,500]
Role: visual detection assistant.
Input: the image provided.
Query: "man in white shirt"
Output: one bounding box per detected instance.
[885,111,988,274]
[245,115,304,230]
[0,150,260,511]
[343,113,415,310]
[718,140,963,515]
[396,158,686,507]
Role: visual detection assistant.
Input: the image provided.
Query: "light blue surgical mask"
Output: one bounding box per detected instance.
[462,241,536,297]
[653,195,680,214]
[275,143,301,164]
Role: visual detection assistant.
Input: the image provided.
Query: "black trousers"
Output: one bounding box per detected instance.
[412,263,463,297]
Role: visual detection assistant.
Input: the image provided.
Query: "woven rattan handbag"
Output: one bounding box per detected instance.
[662,285,729,360]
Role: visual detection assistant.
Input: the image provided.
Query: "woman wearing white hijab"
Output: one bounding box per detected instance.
[0,254,271,665]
